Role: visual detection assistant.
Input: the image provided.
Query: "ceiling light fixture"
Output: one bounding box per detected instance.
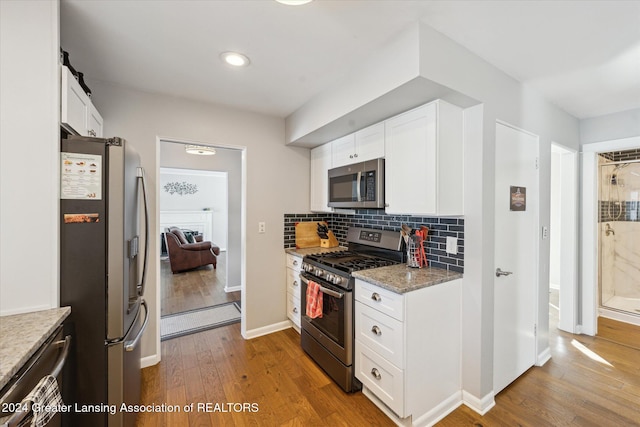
[275,0,313,4]
[219,51,250,67]
[185,145,216,156]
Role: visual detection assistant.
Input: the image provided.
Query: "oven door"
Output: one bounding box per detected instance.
[300,273,352,365]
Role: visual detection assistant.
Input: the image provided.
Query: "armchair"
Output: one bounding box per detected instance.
[165,227,220,273]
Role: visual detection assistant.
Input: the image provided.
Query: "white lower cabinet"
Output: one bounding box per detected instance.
[285,253,302,330]
[355,278,462,426]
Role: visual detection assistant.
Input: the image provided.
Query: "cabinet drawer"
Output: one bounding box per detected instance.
[355,340,404,417]
[355,279,404,321]
[355,302,404,368]
[286,268,301,299]
[286,254,302,272]
[287,292,301,328]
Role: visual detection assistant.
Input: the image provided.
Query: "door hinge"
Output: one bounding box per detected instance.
[535,157,539,170]
[534,324,537,336]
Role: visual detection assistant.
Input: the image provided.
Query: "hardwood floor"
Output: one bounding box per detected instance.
[161,252,241,316]
[140,289,640,427]
[137,323,395,427]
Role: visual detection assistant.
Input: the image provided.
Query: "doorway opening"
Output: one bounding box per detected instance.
[549,143,578,333]
[157,139,245,340]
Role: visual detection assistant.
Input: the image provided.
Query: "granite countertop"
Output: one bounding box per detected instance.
[0,307,71,390]
[353,264,462,294]
[285,246,348,257]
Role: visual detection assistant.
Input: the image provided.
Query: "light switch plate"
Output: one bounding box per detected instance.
[446,236,458,255]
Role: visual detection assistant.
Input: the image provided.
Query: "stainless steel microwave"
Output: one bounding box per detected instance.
[328,158,384,209]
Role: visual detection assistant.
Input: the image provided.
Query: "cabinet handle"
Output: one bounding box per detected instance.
[371,325,382,336]
[349,154,354,159]
[354,153,358,158]
[293,280,298,287]
[371,368,381,380]
[293,307,298,313]
[292,260,298,266]
[371,292,381,302]
[88,129,96,137]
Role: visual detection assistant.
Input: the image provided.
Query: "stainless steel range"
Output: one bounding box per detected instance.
[300,227,404,392]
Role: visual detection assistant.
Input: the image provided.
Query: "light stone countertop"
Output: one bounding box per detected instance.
[353,264,462,294]
[285,246,348,258]
[0,307,71,390]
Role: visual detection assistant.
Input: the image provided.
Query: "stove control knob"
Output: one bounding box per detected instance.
[326,273,333,282]
[332,276,343,285]
[314,268,324,277]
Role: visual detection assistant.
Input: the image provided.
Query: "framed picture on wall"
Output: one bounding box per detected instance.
[510,186,526,211]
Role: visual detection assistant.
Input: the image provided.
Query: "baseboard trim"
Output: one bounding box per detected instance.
[225,284,241,293]
[141,353,160,369]
[536,346,552,366]
[411,391,463,427]
[462,390,495,415]
[243,320,292,339]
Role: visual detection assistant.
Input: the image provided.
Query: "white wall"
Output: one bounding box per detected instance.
[286,22,581,405]
[580,108,640,145]
[0,0,61,315]
[89,82,310,362]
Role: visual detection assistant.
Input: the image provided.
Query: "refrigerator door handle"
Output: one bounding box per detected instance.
[136,167,149,297]
[125,299,148,352]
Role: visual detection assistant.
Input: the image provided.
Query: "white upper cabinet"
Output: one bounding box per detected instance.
[384,100,463,216]
[310,142,333,213]
[332,122,385,168]
[61,65,103,137]
[87,103,103,138]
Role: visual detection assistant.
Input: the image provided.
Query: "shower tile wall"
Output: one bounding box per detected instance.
[598,153,640,309]
[284,211,464,273]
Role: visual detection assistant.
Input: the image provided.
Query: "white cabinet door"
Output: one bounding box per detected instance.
[61,66,88,136]
[384,100,463,216]
[310,143,333,212]
[354,122,385,163]
[331,133,356,168]
[385,103,437,215]
[61,65,105,138]
[87,103,103,138]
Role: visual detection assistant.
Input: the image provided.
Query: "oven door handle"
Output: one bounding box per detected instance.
[300,275,345,299]
[356,171,362,202]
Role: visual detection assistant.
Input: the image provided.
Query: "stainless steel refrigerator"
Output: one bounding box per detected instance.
[60,135,149,427]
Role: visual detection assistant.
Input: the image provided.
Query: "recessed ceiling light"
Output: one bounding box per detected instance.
[275,0,313,5]
[219,51,250,67]
[185,145,216,156]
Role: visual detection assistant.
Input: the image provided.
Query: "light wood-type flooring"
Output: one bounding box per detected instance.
[161,252,240,317]
[139,289,640,426]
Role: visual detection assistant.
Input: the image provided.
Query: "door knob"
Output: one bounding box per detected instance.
[496,268,513,277]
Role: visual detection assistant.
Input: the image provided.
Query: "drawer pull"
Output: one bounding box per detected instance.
[293,307,298,314]
[371,325,382,336]
[292,260,298,266]
[293,280,298,287]
[371,292,381,302]
[371,368,382,380]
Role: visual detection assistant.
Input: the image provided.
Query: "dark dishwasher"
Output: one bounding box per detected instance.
[0,326,71,427]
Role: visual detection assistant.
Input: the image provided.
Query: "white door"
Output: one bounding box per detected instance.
[494,122,539,394]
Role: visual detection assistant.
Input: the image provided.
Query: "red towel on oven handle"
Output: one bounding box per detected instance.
[305,280,323,319]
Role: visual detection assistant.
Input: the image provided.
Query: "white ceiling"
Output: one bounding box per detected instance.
[60,0,640,120]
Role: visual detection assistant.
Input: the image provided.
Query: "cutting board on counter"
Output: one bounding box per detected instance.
[295,221,327,249]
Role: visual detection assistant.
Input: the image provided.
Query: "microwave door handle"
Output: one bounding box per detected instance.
[356,171,362,202]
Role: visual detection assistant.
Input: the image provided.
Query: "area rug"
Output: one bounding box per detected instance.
[161,301,241,341]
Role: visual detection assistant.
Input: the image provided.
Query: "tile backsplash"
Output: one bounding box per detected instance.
[284,210,464,273]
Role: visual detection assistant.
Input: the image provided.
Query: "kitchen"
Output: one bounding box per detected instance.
[2,1,640,426]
